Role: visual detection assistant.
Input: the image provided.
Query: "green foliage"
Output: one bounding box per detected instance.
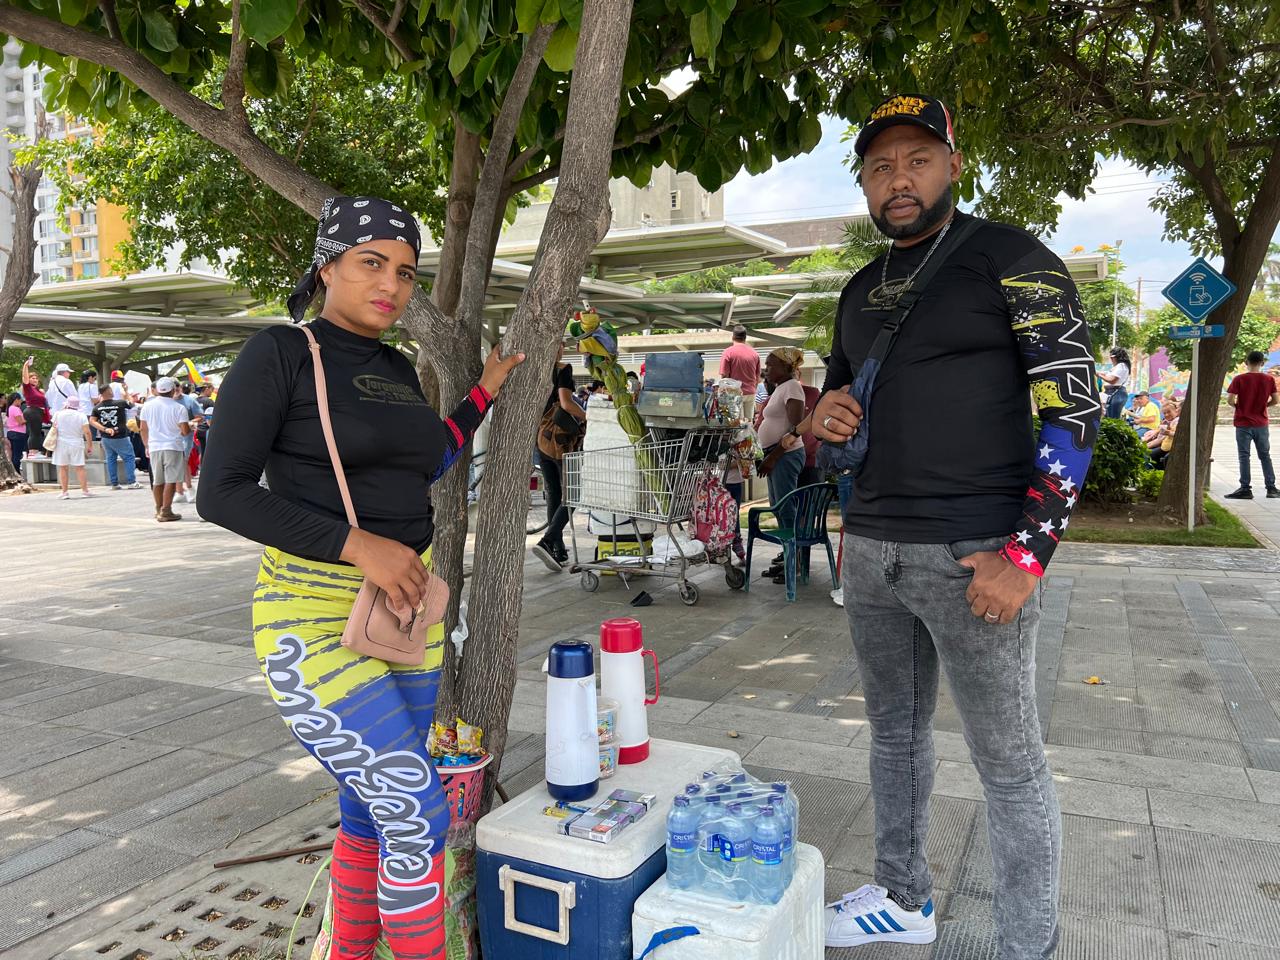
[818,1,1278,249]
[1084,418,1150,504]
[1136,468,1164,501]
[1138,294,1280,370]
[8,0,908,212]
[799,218,886,354]
[641,258,777,295]
[1076,243,1138,358]
[28,58,449,303]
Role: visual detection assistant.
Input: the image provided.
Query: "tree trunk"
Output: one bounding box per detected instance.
[455,0,634,811]
[1157,155,1280,520]
[0,124,45,493]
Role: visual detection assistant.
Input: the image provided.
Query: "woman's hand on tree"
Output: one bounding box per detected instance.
[479,346,527,398]
[341,527,429,612]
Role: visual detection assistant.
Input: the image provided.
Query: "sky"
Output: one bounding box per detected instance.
[722,114,1199,314]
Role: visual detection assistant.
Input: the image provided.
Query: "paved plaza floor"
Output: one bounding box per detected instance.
[0,426,1278,959]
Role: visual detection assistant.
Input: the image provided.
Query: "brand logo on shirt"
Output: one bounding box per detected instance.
[353,375,424,406]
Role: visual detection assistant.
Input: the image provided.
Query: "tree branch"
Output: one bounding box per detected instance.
[506,113,679,192]
[1176,148,1241,255]
[349,0,415,62]
[0,5,334,216]
[97,0,121,42]
[457,24,555,334]
[221,0,249,124]
[1196,0,1229,78]
[387,0,407,33]
[0,113,47,351]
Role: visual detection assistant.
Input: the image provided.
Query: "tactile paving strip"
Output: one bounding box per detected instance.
[66,840,336,960]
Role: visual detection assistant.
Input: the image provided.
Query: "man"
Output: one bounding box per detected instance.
[91,385,141,489]
[720,324,761,400]
[813,95,1099,958]
[1128,389,1160,434]
[46,362,77,416]
[138,377,191,521]
[194,382,215,458]
[1225,350,1279,499]
[109,369,127,400]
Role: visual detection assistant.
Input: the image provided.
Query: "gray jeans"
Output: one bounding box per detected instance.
[842,533,1061,959]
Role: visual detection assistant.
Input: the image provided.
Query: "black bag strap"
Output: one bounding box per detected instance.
[861,216,984,370]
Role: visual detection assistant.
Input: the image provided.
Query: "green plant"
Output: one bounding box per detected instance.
[1136,468,1164,501]
[1083,419,1149,504]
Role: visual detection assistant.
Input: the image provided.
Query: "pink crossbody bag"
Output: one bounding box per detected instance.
[300,325,449,664]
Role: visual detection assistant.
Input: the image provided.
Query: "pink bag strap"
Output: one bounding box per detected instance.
[299,325,360,530]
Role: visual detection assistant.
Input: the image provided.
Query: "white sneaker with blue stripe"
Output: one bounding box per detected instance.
[824,883,937,947]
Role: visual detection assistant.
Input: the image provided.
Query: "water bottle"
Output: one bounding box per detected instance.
[751,806,785,904]
[719,802,752,900]
[696,796,724,883]
[770,784,797,887]
[666,796,700,890]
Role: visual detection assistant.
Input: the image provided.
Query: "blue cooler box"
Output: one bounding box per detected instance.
[477,739,740,960]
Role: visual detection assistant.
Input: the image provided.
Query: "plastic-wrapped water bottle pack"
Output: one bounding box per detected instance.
[665,761,798,904]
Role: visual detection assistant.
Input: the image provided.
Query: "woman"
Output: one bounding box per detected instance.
[1100,347,1130,419]
[5,393,26,470]
[20,356,49,452]
[530,344,585,571]
[198,196,523,960]
[51,396,95,498]
[757,347,808,581]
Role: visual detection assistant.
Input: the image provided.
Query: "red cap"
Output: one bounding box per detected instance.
[600,617,643,653]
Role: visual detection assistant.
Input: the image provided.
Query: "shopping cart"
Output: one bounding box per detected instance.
[562,426,738,605]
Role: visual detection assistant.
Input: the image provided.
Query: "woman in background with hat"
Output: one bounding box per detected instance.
[199,196,523,959]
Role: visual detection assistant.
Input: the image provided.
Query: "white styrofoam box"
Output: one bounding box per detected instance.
[580,399,650,516]
[477,739,740,880]
[588,510,658,538]
[631,843,825,960]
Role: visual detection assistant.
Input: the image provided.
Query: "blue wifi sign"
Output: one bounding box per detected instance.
[1162,258,1237,322]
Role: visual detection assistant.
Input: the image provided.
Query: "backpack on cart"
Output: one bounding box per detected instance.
[693,472,738,560]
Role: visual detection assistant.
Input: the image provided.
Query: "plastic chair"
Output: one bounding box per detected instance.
[744,482,839,602]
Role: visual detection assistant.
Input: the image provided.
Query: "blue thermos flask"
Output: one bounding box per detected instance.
[543,639,600,802]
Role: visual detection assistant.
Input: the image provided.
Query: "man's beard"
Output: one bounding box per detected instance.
[869,186,954,240]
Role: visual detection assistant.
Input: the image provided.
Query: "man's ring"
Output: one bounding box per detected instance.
[822,415,833,430]
[984,611,1000,622]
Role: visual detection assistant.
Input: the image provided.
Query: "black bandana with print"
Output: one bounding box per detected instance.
[287,195,423,323]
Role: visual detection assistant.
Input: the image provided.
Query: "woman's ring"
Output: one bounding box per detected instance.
[984,611,1000,622]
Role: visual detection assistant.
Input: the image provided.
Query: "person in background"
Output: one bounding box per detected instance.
[109,370,126,400]
[531,347,585,571]
[139,376,191,521]
[21,357,50,451]
[1128,390,1160,434]
[720,324,761,399]
[5,393,26,470]
[1099,347,1130,419]
[194,383,215,459]
[91,384,141,489]
[176,383,205,501]
[626,370,640,396]
[756,347,808,583]
[46,362,77,416]
[78,370,99,416]
[51,397,95,499]
[1225,350,1279,499]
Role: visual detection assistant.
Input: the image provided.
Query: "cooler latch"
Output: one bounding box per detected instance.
[498,864,577,946]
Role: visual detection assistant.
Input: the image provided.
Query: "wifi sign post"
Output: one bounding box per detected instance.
[1162,257,1237,532]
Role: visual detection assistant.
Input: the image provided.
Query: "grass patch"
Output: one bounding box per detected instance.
[1065,497,1260,548]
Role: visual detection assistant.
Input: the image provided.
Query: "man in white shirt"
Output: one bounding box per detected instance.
[139,377,191,522]
[46,363,77,416]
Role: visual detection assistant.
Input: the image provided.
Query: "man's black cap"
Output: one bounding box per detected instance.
[854,95,956,159]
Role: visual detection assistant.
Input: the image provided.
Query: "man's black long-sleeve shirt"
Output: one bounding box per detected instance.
[822,212,1099,576]
[198,318,490,562]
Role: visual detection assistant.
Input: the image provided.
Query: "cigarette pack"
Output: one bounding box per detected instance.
[607,789,657,810]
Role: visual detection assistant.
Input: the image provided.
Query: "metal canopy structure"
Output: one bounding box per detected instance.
[4,225,1112,376]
